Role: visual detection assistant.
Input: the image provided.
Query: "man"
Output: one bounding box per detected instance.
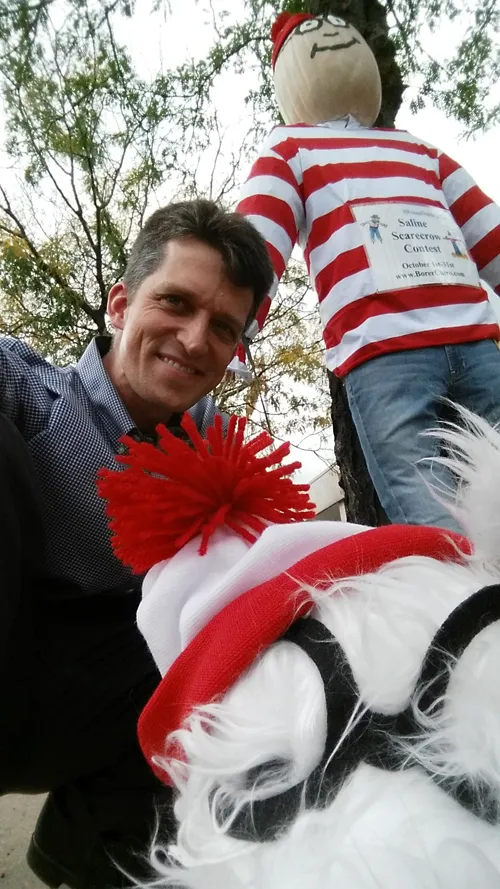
[0,197,273,888]
[234,11,500,532]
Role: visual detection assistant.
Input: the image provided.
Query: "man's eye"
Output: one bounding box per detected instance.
[214,320,238,342]
[161,295,184,308]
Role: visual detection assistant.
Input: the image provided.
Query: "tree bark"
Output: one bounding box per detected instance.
[305,0,404,525]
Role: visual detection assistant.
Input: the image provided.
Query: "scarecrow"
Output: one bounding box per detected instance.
[232,11,500,532]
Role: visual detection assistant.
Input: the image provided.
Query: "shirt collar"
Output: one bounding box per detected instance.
[322,114,364,130]
[76,336,136,439]
[76,336,185,443]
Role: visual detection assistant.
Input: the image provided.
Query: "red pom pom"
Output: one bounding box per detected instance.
[271,11,292,44]
[97,414,316,574]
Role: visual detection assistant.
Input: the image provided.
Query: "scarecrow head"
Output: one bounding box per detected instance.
[271,12,382,127]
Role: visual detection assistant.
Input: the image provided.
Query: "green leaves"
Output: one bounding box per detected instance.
[0,0,199,361]
[387,0,500,134]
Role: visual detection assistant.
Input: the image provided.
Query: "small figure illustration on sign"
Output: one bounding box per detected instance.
[444,231,468,258]
[362,213,387,243]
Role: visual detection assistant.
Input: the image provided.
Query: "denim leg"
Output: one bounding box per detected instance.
[448,339,500,428]
[344,348,462,531]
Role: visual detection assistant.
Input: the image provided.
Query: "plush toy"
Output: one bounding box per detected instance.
[232,11,500,532]
[99,408,500,888]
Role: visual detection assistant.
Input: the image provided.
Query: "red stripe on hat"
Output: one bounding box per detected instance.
[138,524,470,784]
[271,13,314,69]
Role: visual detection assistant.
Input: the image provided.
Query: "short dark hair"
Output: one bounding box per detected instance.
[123,198,274,325]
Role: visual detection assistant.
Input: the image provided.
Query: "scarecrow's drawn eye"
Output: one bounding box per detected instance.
[296,18,323,34]
[325,15,350,29]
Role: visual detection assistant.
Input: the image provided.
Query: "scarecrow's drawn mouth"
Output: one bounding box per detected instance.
[310,35,360,57]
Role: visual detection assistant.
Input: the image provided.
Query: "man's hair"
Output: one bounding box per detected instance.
[123,198,274,326]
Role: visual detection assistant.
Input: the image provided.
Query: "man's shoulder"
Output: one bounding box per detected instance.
[0,335,44,362]
[0,336,73,393]
[1,336,56,370]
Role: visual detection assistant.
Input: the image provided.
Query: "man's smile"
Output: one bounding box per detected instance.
[158,353,201,376]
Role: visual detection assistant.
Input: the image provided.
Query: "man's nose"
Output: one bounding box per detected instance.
[176,315,210,357]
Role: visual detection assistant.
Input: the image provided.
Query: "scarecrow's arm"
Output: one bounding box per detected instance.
[232,129,305,371]
[439,151,500,295]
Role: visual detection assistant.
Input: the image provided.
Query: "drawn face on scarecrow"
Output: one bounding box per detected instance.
[272,13,382,127]
[285,14,362,58]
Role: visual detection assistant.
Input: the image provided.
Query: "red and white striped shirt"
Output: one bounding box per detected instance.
[236,117,500,378]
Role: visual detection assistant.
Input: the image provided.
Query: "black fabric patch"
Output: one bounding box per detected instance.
[218,583,500,842]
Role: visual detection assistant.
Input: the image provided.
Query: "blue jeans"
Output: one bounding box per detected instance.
[344,340,500,532]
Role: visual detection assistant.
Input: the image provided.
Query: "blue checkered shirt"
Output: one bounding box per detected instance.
[0,336,226,597]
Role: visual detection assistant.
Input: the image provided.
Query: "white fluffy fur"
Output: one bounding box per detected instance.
[141,408,500,888]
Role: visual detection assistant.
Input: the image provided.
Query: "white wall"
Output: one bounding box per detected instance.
[308,466,346,521]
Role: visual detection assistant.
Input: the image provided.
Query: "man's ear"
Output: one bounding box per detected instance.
[107,282,128,331]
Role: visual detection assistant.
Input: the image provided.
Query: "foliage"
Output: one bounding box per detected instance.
[0,0,211,361]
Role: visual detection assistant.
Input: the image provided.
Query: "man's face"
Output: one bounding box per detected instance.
[106,237,253,428]
[285,15,360,60]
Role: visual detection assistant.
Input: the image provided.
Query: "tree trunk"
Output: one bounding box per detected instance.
[305,0,404,525]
